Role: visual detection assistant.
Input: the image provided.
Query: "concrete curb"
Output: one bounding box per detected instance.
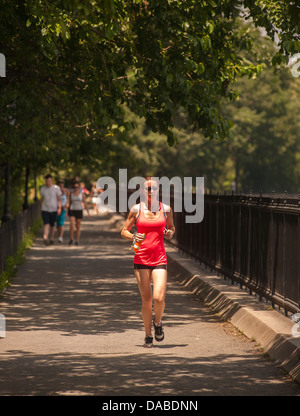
[166,246,300,384]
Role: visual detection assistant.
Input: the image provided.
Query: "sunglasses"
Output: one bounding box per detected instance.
[144,187,158,192]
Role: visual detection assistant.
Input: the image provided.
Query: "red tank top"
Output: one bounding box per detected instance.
[134,202,167,266]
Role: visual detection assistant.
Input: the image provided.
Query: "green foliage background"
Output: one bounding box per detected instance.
[0,1,300,216]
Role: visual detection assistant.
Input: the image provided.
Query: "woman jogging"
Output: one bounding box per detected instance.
[67,180,90,245]
[121,177,175,347]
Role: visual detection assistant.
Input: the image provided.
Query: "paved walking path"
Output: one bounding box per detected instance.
[0,214,300,396]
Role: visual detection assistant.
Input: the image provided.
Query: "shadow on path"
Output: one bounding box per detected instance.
[0,214,299,396]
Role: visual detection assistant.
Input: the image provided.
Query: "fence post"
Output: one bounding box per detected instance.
[270,192,275,308]
[1,161,13,223]
[283,192,287,315]
[22,166,30,210]
[298,195,300,312]
[247,192,252,295]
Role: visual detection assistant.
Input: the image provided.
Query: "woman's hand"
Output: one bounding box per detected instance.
[164,229,174,239]
[135,233,146,243]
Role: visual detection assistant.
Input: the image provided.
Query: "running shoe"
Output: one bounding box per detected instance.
[153,320,164,342]
[68,239,73,246]
[144,335,153,348]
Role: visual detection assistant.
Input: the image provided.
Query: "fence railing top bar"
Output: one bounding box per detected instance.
[124,188,300,210]
[203,193,300,209]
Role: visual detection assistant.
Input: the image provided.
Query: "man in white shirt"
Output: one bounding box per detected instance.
[40,174,62,245]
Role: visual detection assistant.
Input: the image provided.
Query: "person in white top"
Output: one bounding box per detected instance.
[66,180,90,246]
[40,174,62,245]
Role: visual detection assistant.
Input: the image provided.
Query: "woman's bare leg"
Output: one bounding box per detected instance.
[152,269,167,324]
[76,218,81,242]
[58,225,64,239]
[43,223,50,240]
[69,216,75,240]
[134,268,153,336]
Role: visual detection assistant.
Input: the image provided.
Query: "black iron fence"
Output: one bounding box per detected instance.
[0,200,41,273]
[172,192,300,315]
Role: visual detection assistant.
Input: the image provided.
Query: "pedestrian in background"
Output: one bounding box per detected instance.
[40,174,61,245]
[91,181,102,215]
[67,180,90,246]
[80,182,90,197]
[56,179,69,243]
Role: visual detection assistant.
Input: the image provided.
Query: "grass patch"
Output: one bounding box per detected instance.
[0,216,42,293]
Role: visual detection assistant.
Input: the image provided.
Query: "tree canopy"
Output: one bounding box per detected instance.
[98,25,300,194]
[0,1,299,207]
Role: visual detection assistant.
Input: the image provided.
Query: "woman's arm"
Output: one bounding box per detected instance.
[57,194,62,215]
[121,205,145,242]
[121,209,137,242]
[164,205,175,239]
